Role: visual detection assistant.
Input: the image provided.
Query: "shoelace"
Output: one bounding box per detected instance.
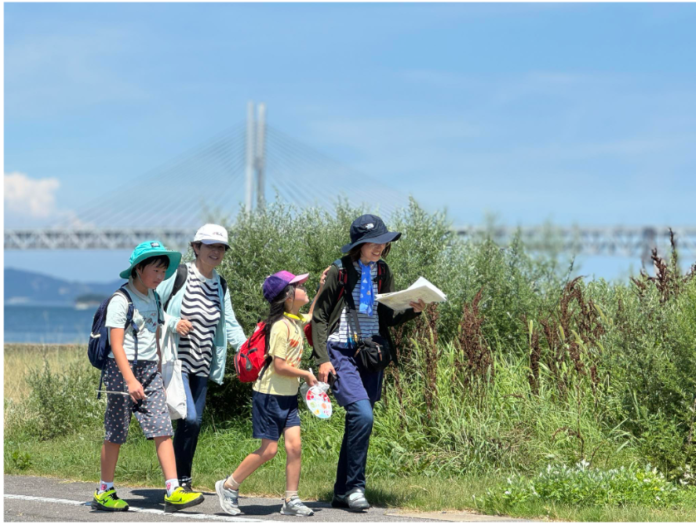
[288,498,307,507]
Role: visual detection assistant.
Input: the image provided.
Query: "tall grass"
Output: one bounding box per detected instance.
[5,200,696,519]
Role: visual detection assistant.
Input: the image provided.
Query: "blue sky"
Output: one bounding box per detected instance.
[4,3,696,282]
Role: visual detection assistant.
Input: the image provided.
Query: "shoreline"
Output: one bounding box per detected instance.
[4,342,86,348]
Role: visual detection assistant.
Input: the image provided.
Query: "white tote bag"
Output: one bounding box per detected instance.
[160,315,187,420]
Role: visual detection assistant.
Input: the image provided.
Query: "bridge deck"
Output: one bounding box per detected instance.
[5,226,696,258]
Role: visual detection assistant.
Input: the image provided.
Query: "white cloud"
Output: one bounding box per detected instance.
[4,172,60,218]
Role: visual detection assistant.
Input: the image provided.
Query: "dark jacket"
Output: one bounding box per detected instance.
[311,255,420,366]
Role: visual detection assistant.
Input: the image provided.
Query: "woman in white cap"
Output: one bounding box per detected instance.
[157,223,246,492]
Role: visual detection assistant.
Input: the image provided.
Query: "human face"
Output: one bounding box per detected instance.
[138,262,168,289]
[286,283,309,310]
[360,242,386,264]
[197,243,227,268]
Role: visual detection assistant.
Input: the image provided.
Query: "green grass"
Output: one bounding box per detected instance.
[3,346,696,523]
[5,201,696,521]
[6,424,696,521]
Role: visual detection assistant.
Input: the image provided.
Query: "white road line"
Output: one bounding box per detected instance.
[4,494,268,523]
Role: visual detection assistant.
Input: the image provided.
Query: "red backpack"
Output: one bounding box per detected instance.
[234,322,271,383]
[235,320,294,383]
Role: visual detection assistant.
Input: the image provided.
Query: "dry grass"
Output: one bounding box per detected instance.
[4,344,84,403]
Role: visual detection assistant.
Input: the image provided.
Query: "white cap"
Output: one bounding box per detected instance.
[193,224,229,247]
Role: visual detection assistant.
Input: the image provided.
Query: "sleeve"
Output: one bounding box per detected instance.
[224,287,247,351]
[311,264,341,366]
[156,273,181,334]
[268,321,290,360]
[105,294,129,329]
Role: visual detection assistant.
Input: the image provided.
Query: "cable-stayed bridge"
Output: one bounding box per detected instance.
[5,103,696,263]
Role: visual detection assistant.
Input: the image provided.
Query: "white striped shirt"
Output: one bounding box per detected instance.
[178,263,221,377]
[328,262,380,345]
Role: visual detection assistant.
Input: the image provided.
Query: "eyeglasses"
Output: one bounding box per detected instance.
[293,283,306,291]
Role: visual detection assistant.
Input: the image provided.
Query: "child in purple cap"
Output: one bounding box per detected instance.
[215,269,327,517]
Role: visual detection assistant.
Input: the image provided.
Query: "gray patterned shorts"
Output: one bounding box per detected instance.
[103,358,173,444]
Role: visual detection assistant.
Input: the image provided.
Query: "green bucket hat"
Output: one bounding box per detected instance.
[119,240,182,280]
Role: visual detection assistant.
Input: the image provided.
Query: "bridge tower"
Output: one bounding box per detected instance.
[244,101,267,213]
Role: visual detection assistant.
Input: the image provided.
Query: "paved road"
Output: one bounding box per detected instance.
[4,475,522,522]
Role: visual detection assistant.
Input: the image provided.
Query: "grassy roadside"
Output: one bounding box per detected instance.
[6,426,696,521]
[4,344,84,402]
[5,344,696,521]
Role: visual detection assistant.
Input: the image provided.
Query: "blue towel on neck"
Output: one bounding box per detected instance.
[358,261,375,316]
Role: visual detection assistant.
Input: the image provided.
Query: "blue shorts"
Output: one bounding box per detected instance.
[251,391,300,441]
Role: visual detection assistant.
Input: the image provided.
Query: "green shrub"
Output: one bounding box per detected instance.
[24,360,103,440]
[479,462,687,508]
[8,450,32,471]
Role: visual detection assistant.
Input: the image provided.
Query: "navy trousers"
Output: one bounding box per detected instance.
[173,372,208,483]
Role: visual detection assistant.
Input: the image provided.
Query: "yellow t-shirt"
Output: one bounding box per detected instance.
[253,314,310,396]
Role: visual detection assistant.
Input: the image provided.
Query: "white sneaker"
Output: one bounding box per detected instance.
[215,479,241,516]
[280,496,314,516]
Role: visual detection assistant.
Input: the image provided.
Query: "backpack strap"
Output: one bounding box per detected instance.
[164,264,188,312]
[219,274,228,298]
[259,320,291,385]
[336,257,386,297]
[376,260,386,294]
[117,287,138,365]
[153,290,163,326]
[334,258,349,302]
[343,281,362,348]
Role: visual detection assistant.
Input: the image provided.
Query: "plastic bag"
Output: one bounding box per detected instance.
[160,314,187,420]
[300,370,332,419]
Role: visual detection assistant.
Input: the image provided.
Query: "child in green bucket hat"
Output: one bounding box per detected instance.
[119,240,182,280]
[93,240,205,513]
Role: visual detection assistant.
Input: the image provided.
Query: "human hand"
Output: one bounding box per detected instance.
[409,299,427,313]
[320,266,331,287]
[127,379,146,403]
[318,361,336,383]
[176,319,193,336]
[306,372,318,387]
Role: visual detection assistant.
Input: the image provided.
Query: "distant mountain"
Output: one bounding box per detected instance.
[4,268,124,306]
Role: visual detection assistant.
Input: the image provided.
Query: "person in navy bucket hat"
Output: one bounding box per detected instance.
[341,214,401,253]
[311,214,429,512]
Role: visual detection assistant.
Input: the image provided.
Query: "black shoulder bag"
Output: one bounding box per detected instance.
[345,283,392,372]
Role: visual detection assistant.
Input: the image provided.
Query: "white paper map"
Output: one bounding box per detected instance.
[375,276,447,311]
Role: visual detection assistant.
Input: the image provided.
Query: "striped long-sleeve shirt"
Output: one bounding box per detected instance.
[178,263,222,377]
[328,261,380,345]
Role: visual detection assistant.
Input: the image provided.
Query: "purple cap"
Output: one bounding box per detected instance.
[262,271,309,302]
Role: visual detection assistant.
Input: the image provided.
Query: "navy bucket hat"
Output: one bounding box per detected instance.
[341,214,401,253]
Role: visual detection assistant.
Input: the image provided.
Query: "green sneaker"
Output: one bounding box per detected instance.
[91,488,129,512]
[164,486,205,513]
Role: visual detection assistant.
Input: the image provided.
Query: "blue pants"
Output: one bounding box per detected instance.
[335,398,374,496]
[328,341,383,407]
[173,372,208,483]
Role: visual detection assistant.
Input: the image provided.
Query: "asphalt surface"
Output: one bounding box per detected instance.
[4,475,460,523]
